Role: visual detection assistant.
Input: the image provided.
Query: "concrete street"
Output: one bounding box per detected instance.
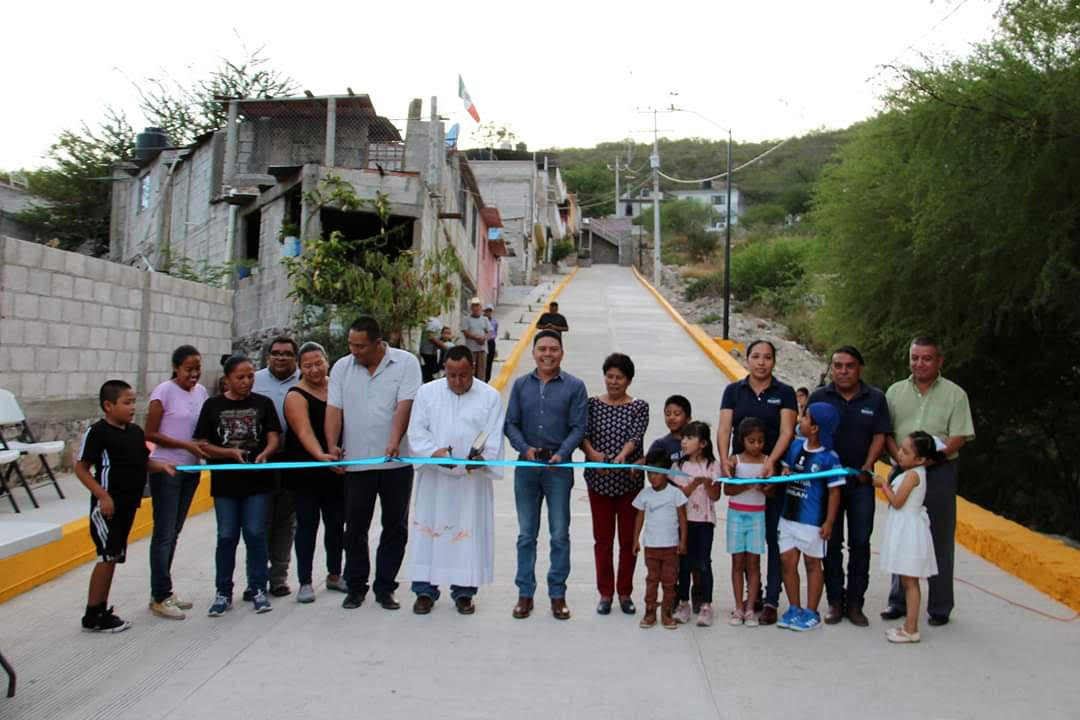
[0,266,1077,719]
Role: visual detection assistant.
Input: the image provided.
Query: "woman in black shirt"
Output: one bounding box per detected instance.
[194,355,281,616]
[283,342,345,603]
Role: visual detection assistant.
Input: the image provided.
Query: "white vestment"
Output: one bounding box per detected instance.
[406,378,506,588]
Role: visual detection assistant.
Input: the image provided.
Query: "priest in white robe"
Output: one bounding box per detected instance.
[406,345,506,615]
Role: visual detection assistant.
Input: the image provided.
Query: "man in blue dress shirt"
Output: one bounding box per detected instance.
[504,330,588,621]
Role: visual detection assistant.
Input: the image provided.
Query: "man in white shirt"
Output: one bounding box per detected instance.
[325,316,422,611]
[253,336,301,597]
[462,297,492,382]
[406,345,505,615]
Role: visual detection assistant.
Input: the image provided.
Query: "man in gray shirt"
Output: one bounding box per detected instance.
[253,336,300,597]
[462,297,492,382]
[325,316,422,611]
[504,330,588,621]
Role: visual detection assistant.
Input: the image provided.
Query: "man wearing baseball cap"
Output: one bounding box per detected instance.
[462,297,492,382]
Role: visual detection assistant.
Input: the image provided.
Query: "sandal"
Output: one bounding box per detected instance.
[512,596,533,619]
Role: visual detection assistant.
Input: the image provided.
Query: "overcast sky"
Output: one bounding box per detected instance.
[3,0,1000,170]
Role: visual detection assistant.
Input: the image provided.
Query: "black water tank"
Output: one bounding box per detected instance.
[135,127,170,162]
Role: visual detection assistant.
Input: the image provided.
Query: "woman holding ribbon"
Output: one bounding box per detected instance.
[716,339,797,625]
[581,353,649,616]
[283,342,347,604]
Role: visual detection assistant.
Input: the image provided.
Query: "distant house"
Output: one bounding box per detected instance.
[668,181,744,232]
[613,181,744,232]
[0,177,48,243]
[109,93,506,345]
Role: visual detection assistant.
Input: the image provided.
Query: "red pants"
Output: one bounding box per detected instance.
[644,546,679,614]
[588,489,638,597]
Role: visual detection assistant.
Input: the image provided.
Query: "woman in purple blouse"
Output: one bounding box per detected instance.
[581,353,649,615]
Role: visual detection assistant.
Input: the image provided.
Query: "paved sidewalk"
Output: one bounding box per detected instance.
[0,266,1077,719]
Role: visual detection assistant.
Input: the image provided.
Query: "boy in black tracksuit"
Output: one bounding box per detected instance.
[76,379,175,632]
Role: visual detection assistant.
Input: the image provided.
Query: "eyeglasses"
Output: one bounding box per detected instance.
[269,351,295,358]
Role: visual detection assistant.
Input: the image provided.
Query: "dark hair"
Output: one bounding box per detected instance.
[908,431,947,463]
[664,394,692,417]
[831,345,865,366]
[445,345,474,364]
[796,387,809,396]
[602,353,635,382]
[644,447,672,470]
[549,301,559,310]
[533,329,563,347]
[349,315,382,341]
[99,379,132,410]
[170,344,201,379]
[911,335,941,353]
[297,341,327,360]
[746,339,777,357]
[736,416,767,447]
[221,354,254,376]
[268,336,298,354]
[678,420,716,465]
[171,345,201,368]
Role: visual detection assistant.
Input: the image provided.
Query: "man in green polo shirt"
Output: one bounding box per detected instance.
[880,336,975,627]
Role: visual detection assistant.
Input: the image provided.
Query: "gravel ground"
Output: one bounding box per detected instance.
[657,265,828,391]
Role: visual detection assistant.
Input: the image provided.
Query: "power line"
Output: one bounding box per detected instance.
[657,137,792,184]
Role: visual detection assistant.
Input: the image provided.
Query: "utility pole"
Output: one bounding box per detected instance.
[651,109,661,286]
[723,129,733,340]
[613,155,620,217]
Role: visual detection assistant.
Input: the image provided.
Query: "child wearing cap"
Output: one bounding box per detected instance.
[776,402,846,631]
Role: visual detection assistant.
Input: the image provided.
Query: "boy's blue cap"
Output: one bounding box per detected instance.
[807,402,840,451]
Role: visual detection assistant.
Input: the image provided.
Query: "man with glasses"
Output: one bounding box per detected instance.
[253,336,301,597]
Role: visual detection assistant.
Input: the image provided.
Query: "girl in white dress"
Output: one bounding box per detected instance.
[874,431,942,643]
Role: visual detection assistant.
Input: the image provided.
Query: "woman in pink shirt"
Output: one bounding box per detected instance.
[144,345,209,620]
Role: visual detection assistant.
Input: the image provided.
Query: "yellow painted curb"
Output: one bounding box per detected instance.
[631,266,747,381]
[490,267,579,392]
[0,472,213,604]
[634,266,1080,613]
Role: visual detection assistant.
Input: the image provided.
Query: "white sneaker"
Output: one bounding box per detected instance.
[149,595,186,620]
[744,610,759,627]
[727,608,743,626]
[673,601,691,624]
[886,627,921,643]
[297,584,316,603]
[326,576,348,593]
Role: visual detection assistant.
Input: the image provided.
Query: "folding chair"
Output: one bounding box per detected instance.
[0,389,66,513]
[0,450,22,513]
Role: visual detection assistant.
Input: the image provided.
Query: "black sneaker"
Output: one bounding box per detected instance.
[82,606,132,633]
[342,591,366,609]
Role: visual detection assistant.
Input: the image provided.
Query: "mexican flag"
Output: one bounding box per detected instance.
[459,75,480,123]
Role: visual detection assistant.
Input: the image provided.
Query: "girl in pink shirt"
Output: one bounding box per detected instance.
[671,421,722,626]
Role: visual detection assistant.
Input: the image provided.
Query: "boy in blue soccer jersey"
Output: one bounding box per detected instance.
[776,402,845,631]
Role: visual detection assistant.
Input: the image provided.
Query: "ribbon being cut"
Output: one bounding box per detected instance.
[177,455,859,485]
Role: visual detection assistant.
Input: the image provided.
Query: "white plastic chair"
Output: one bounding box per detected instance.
[0,389,66,512]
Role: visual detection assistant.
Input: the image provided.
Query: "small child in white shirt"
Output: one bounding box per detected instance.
[632,448,688,629]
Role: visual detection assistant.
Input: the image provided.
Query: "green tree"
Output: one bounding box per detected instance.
[811,0,1080,538]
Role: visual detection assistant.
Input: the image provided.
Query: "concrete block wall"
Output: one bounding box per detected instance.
[0,236,233,468]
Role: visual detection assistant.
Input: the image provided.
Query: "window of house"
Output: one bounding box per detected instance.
[243,209,262,262]
[471,206,478,248]
[138,174,152,212]
[711,195,725,206]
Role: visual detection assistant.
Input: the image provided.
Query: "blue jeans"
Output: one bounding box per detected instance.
[411,581,476,601]
[149,471,200,603]
[514,466,573,598]
[764,492,784,607]
[214,493,271,596]
[825,478,876,609]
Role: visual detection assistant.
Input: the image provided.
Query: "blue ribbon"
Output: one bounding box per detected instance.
[176,456,859,485]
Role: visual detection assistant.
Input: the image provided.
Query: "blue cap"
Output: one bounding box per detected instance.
[806,402,840,452]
